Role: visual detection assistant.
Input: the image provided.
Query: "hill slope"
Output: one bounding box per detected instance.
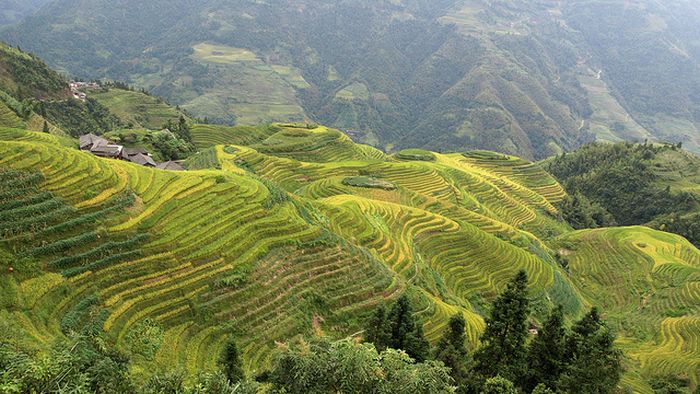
[0,124,698,391]
[6,0,700,159]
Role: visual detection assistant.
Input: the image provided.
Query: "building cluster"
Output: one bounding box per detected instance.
[79,134,184,171]
[69,81,99,101]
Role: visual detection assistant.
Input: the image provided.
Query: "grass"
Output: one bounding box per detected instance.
[90,88,184,130]
[335,82,370,101]
[191,43,258,64]
[395,149,436,162]
[342,176,396,190]
[0,124,698,392]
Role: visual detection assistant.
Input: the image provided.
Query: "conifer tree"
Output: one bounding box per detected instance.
[435,314,470,391]
[386,295,430,361]
[558,307,622,393]
[219,337,244,383]
[42,120,49,133]
[526,305,566,391]
[364,304,391,351]
[474,270,530,384]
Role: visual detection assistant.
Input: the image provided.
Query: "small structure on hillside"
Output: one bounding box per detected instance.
[156,161,185,171]
[90,143,124,159]
[79,133,110,151]
[79,133,187,171]
[129,152,157,167]
[123,147,150,158]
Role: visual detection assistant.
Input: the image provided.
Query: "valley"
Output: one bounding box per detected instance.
[0,2,699,392]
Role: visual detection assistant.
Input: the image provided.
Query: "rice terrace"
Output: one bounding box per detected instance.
[1,1,700,392]
[0,120,698,392]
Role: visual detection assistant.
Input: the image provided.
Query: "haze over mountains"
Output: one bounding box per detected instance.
[4,0,700,159]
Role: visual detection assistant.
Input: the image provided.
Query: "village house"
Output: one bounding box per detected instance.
[90,143,124,159]
[79,133,186,171]
[79,133,109,151]
[129,152,157,167]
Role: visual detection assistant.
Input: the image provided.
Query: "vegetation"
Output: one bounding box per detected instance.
[89,86,186,130]
[14,1,700,158]
[268,337,455,394]
[0,121,697,393]
[546,142,700,246]
[342,176,396,190]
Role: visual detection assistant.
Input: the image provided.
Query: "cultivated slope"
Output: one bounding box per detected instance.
[0,124,698,392]
[6,1,700,158]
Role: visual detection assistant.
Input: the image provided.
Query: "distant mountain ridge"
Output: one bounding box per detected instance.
[0,0,49,26]
[4,0,700,159]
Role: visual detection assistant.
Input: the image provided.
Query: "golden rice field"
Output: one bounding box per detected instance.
[0,124,698,392]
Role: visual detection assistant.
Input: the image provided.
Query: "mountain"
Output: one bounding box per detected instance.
[0,0,49,26]
[5,0,700,159]
[1,7,700,392]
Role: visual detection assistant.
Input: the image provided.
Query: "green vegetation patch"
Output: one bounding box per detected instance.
[191,43,258,64]
[342,176,396,190]
[396,149,436,162]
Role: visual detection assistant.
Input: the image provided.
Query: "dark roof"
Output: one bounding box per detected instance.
[90,144,123,156]
[129,153,157,167]
[156,161,185,171]
[79,133,109,150]
[123,147,149,157]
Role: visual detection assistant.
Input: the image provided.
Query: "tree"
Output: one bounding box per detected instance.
[387,295,430,361]
[558,308,622,393]
[42,120,49,133]
[531,383,556,394]
[269,336,455,394]
[219,338,244,383]
[140,370,186,394]
[435,314,471,392]
[482,376,518,394]
[474,270,530,384]
[176,115,193,143]
[365,304,391,351]
[526,305,567,392]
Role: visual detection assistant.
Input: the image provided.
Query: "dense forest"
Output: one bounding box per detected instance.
[546,142,700,246]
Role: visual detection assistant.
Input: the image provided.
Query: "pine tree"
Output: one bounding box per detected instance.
[364,304,391,351]
[219,338,244,383]
[405,323,430,362]
[42,120,50,133]
[558,308,622,393]
[177,115,192,143]
[435,314,471,392]
[526,305,566,392]
[474,270,530,384]
[386,295,430,361]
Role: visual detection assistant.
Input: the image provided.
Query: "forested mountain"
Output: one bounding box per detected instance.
[4,0,700,159]
[0,0,48,26]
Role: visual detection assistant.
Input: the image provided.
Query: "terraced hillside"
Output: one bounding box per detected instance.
[89,88,186,130]
[0,124,698,392]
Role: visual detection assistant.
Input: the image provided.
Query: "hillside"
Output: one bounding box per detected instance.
[545,142,700,247]
[0,123,698,392]
[4,1,700,159]
[0,41,124,137]
[89,86,188,130]
[0,0,48,26]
